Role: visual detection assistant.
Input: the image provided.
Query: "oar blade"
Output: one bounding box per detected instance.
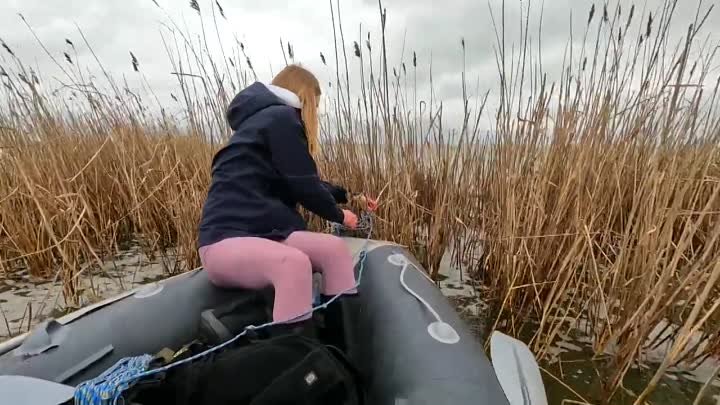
[0,375,75,405]
[490,331,549,405]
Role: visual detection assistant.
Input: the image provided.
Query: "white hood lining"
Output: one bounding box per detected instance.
[263,83,302,109]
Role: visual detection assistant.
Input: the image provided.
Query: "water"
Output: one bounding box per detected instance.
[541,348,719,405]
[0,240,174,341]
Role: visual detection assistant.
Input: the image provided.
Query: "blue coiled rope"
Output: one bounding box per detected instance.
[73,355,154,405]
[73,213,375,405]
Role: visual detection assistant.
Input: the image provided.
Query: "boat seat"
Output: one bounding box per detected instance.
[199,287,273,345]
[198,267,327,345]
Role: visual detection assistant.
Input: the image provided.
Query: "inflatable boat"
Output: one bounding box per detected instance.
[0,238,547,405]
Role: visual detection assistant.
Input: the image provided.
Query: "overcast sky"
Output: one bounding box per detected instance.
[2,0,718,132]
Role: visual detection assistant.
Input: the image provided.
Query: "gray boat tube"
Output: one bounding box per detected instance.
[0,269,271,386]
[347,244,509,405]
[0,240,511,405]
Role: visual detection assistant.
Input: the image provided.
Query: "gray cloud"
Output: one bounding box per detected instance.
[2,0,718,131]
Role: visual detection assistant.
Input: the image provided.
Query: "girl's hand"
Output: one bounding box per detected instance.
[353,194,379,211]
[342,209,358,229]
[365,197,379,211]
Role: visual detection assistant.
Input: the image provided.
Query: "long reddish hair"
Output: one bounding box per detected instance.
[271,64,322,156]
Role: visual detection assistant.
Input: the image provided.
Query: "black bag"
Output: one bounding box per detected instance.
[126,334,364,405]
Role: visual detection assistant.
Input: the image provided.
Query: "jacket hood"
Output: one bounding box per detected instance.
[225,82,302,130]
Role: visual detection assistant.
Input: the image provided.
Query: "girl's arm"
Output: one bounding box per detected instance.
[263,106,345,224]
[320,181,350,204]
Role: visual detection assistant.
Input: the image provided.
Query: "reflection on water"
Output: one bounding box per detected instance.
[541,337,720,405]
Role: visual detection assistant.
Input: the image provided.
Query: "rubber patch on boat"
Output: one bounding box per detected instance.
[427,321,460,344]
[387,253,408,267]
[133,282,164,298]
[13,320,69,357]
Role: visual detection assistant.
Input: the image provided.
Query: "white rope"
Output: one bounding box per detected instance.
[389,253,460,345]
[400,262,443,323]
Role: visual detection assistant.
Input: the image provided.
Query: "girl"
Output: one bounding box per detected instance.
[198,64,376,336]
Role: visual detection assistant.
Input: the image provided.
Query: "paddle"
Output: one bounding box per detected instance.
[0,375,75,405]
[490,331,549,405]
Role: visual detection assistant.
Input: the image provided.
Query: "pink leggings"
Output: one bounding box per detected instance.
[198,231,357,323]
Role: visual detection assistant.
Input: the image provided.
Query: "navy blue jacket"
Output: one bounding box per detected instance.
[198,82,348,248]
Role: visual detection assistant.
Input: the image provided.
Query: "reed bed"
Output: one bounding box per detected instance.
[1,0,719,403]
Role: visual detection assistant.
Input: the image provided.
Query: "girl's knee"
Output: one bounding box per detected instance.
[281,248,312,268]
[317,235,352,260]
[276,250,313,285]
